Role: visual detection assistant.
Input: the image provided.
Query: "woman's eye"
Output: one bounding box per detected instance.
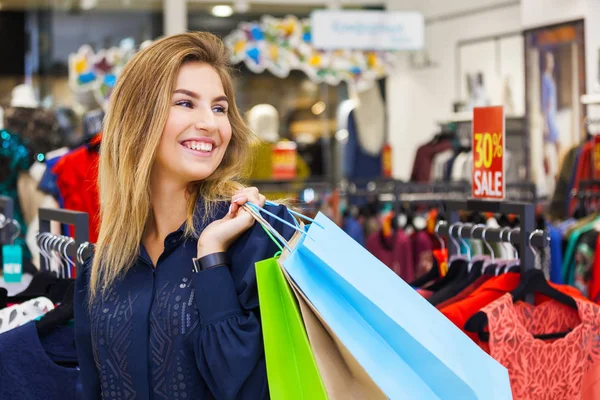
[213,106,228,114]
[176,100,193,108]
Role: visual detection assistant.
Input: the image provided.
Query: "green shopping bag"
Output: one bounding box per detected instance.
[256,254,328,399]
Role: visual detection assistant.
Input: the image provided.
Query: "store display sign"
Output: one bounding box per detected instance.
[310,10,424,51]
[272,141,297,180]
[472,106,505,200]
[594,135,600,179]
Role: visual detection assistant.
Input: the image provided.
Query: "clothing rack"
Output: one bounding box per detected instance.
[0,195,15,244]
[38,208,92,272]
[573,180,600,212]
[436,200,546,279]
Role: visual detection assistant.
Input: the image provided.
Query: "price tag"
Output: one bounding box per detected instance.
[3,245,23,283]
[593,135,600,179]
[472,106,505,200]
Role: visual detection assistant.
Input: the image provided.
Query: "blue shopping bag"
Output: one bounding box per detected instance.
[247,203,512,400]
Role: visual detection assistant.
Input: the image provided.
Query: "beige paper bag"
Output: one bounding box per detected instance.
[279,231,387,400]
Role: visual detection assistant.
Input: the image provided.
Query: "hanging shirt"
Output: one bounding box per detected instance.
[573,230,599,298]
[568,142,593,216]
[548,224,564,284]
[0,321,80,399]
[562,218,600,286]
[590,236,600,304]
[440,273,585,342]
[74,202,296,400]
[342,215,365,246]
[410,140,453,182]
[481,293,600,400]
[411,230,433,279]
[344,110,382,181]
[366,229,414,281]
[52,140,100,242]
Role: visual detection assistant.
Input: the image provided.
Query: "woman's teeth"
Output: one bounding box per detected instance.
[184,141,213,152]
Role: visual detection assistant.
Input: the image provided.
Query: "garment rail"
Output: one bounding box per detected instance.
[435,200,548,303]
[572,180,600,213]
[38,208,92,272]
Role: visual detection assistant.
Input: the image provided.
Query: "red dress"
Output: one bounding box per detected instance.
[481,293,600,400]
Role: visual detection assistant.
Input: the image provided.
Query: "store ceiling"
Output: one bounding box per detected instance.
[0,0,385,13]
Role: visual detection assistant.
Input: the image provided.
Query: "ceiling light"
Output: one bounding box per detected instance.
[211,5,233,18]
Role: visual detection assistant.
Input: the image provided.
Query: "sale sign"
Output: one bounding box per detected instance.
[593,135,600,179]
[472,106,505,200]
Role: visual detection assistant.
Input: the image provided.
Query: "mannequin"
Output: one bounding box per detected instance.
[352,84,386,156]
[10,83,39,108]
[339,83,384,182]
[247,104,280,143]
[246,104,309,181]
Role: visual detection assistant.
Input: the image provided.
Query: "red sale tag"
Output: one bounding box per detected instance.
[472,106,505,200]
[594,136,600,179]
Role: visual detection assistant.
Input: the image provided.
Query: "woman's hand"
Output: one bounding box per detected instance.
[197,187,266,258]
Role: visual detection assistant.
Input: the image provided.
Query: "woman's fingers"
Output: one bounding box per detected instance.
[230,187,264,215]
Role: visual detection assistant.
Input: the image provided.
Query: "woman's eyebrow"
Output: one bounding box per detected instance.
[173,89,228,104]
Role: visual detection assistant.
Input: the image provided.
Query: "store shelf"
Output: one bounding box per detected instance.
[437,112,525,124]
[581,94,600,105]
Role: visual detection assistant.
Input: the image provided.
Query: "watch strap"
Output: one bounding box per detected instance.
[193,252,229,272]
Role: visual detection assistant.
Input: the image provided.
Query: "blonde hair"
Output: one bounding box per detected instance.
[90,32,258,300]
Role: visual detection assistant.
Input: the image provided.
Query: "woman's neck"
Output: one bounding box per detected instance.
[146,172,189,241]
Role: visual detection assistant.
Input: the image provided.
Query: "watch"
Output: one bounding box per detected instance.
[192,252,229,272]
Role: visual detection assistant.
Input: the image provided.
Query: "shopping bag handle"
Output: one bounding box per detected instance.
[252,201,324,230]
[243,204,294,252]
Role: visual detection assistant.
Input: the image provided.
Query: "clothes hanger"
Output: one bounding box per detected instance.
[8,233,74,304]
[429,224,486,306]
[35,239,76,338]
[425,224,469,292]
[464,230,577,340]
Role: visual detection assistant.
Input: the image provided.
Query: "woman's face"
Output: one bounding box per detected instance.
[154,62,232,185]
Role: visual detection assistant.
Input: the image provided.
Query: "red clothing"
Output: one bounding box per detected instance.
[435,275,494,310]
[410,140,453,182]
[482,293,600,400]
[411,230,433,279]
[590,235,600,304]
[440,273,585,342]
[52,143,100,243]
[366,230,414,281]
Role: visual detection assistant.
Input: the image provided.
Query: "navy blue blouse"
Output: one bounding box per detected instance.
[74,202,296,400]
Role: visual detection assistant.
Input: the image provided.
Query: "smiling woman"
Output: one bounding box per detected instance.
[73,31,297,400]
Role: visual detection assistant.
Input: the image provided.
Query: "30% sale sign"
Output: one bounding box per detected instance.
[472,106,505,200]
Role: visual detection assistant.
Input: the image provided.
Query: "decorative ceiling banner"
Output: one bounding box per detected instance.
[224,15,398,91]
[68,39,152,109]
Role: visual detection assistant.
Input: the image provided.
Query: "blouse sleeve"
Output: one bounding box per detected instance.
[73,258,102,400]
[192,203,297,399]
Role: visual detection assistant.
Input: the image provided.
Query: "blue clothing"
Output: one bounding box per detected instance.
[343,216,364,246]
[74,202,296,400]
[39,154,66,207]
[0,322,80,399]
[548,224,564,284]
[343,110,381,182]
[542,73,559,143]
